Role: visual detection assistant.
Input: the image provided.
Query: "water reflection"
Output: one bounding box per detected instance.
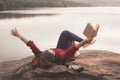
[0,7,120,62]
[0,13,57,19]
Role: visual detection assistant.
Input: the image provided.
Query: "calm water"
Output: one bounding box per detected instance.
[0,7,120,62]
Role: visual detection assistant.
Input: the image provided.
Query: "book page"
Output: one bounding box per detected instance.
[83,23,95,38]
[93,24,100,38]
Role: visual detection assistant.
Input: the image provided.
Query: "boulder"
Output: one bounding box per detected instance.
[0,50,120,80]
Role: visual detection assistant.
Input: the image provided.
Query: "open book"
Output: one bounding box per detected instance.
[83,23,100,39]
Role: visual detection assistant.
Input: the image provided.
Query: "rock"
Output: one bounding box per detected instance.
[0,50,120,80]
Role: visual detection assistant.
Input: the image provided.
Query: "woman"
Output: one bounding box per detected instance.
[11,28,94,69]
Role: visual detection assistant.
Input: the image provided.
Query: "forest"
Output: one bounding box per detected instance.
[0,0,90,10]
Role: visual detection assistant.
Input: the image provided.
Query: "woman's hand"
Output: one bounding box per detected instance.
[75,38,93,49]
[11,28,29,44]
[11,28,21,38]
[84,38,93,43]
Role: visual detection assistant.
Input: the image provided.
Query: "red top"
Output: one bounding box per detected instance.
[27,40,78,68]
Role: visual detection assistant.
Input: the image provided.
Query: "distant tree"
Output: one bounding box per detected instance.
[0,1,6,10]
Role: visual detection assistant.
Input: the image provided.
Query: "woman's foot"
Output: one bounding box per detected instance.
[74,51,81,58]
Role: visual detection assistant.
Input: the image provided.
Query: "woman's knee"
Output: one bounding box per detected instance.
[61,30,70,35]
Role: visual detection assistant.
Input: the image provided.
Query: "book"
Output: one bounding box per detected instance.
[83,23,100,39]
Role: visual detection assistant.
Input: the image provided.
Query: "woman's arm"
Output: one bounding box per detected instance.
[75,38,93,49]
[11,28,29,44]
[11,28,42,56]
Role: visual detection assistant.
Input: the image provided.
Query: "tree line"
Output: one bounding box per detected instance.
[0,0,90,11]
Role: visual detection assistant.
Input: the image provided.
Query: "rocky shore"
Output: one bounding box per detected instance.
[0,50,120,80]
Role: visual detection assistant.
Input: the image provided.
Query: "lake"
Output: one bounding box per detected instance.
[0,7,120,62]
